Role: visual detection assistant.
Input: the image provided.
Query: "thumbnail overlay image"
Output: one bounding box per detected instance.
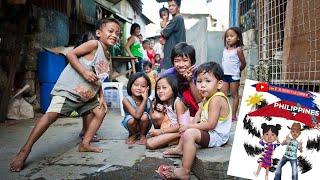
[228,79,320,180]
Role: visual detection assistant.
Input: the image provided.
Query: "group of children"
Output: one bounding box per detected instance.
[10,17,247,180]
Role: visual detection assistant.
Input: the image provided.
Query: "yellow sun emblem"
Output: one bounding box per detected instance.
[246,93,264,106]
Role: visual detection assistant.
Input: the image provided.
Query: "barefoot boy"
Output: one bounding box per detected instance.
[10,18,120,172]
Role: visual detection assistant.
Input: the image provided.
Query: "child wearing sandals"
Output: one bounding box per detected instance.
[146,75,190,150]
[157,61,232,179]
[122,72,152,145]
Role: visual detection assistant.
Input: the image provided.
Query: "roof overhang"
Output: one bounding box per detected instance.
[141,13,153,25]
[95,0,131,23]
[106,0,122,4]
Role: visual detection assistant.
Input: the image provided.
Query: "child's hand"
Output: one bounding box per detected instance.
[142,87,149,100]
[179,124,189,133]
[156,104,165,112]
[82,69,98,83]
[148,129,162,137]
[183,65,196,82]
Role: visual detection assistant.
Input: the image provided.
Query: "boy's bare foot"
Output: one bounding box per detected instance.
[125,134,138,145]
[163,167,190,180]
[10,150,30,172]
[78,142,103,153]
[163,147,183,158]
[136,135,147,145]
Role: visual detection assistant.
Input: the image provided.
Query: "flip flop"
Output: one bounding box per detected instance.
[163,154,182,158]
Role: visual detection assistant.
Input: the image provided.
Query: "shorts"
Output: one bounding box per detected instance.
[223,75,240,83]
[121,112,152,131]
[46,96,99,116]
[199,130,226,148]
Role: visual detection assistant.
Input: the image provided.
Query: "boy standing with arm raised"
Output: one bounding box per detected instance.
[10,18,120,172]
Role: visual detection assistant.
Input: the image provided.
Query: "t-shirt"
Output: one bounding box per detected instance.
[284,138,300,160]
[161,14,186,69]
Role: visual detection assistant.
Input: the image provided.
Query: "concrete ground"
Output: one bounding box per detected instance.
[0,110,202,180]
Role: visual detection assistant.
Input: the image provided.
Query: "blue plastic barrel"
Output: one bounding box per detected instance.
[40,82,55,113]
[37,50,67,83]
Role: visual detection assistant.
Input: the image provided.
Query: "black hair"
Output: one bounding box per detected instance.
[130,23,140,35]
[142,39,150,44]
[159,6,169,18]
[155,75,179,111]
[195,61,224,81]
[224,27,244,47]
[171,42,196,65]
[95,18,120,30]
[168,0,181,6]
[143,61,152,69]
[261,123,282,136]
[127,72,151,97]
[74,31,97,48]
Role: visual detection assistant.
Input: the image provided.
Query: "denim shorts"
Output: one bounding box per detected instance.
[223,75,240,83]
[121,112,152,131]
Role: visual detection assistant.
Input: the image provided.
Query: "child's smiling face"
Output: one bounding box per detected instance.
[156,78,173,103]
[263,129,277,143]
[144,66,152,73]
[131,77,148,97]
[173,55,191,76]
[96,22,120,47]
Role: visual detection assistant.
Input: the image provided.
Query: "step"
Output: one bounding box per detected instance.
[192,122,243,180]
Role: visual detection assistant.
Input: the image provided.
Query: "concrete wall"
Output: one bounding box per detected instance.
[207,31,225,64]
[117,1,146,39]
[186,18,207,65]
[242,29,258,80]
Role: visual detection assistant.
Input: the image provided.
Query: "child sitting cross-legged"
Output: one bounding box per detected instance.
[157,61,232,179]
[146,75,190,150]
